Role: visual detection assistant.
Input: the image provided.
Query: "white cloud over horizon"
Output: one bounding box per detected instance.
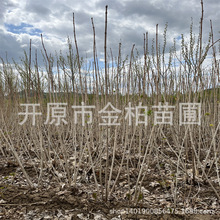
[0,0,219,66]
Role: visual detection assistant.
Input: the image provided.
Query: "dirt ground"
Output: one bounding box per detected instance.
[0,156,219,220]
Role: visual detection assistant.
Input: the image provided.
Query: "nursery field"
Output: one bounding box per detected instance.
[0,1,220,219]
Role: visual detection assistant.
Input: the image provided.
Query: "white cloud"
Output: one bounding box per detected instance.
[0,0,219,67]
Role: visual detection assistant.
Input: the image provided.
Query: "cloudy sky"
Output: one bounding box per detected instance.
[0,0,219,66]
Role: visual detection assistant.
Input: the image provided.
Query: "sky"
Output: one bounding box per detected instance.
[0,0,219,66]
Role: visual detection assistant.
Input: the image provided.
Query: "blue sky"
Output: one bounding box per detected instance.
[5,23,42,36]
